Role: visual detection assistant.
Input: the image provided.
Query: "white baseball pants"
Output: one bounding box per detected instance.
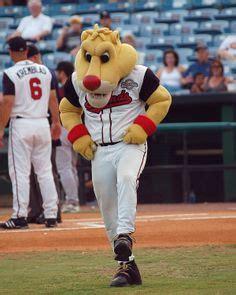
[56,127,79,204]
[8,118,58,219]
[92,142,147,242]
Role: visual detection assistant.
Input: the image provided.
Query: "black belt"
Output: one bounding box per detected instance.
[16,116,23,119]
[98,141,121,147]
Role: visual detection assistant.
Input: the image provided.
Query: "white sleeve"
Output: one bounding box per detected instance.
[17,17,27,33]
[42,16,53,33]
[219,37,231,50]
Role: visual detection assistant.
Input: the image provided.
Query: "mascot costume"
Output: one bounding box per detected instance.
[59,25,171,287]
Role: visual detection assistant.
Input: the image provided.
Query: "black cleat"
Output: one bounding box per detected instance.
[0,217,28,230]
[110,260,142,287]
[114,234,133,261]
[45,218,57,228]
[36,213,62,224]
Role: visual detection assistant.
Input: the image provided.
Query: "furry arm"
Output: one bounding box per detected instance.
[123,85,171,144]
[59,98,95,160]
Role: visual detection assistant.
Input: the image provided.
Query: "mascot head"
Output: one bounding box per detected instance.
[75,24,137,108]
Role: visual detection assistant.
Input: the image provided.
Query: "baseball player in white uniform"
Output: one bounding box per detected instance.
[0,36,61,229]
[55,61,80,213]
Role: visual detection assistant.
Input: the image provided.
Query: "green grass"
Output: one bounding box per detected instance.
[0,246,235,295]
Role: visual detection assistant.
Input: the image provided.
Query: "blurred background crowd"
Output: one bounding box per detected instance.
[0,0,236,94]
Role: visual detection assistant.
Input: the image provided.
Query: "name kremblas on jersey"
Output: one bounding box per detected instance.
[85,90,132,114]
[16,65,47,79]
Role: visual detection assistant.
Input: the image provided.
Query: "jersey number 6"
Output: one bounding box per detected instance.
[29,78,42,100]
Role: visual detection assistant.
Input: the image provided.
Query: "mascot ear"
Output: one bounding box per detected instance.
[81,31,89,42]
[111,31,120,44]
[118,44,138,77]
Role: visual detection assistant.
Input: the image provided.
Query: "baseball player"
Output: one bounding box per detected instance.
[59,26,172,287]
[26,44,62,224]
[0,36,61,229]
[55,61,80,213]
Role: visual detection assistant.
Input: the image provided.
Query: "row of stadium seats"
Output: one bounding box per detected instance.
[0,0,236,18]
[1,8,236,28]
[0,48,236,74]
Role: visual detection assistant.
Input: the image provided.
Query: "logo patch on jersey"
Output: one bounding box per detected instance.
[85,90,132,114]
[121,79,138,90]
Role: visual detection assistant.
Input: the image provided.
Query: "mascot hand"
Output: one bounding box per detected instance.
[123,124,148,144]
[73,135,96,160]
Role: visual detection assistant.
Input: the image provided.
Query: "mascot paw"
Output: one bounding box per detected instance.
[73,135,95,160]
[123,124,147,144]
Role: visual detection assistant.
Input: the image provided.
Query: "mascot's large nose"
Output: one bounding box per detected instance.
[83,75,101,91]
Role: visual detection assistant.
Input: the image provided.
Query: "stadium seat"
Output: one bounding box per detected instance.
[37,40,57,54]
[177,48,194,63]
[0,6,25,18]
[52,15,70,28]
[117,24,140,36]
[132,1,158,12]
[0,55,12,70]
[191,8,219,17]
[101,2,130,13]
[181,34,213,48]
[48,3,78,16]
[140,24,169,37]
[159,0,189,10]
[221,0,236,8]
[160,9,188,21]
[190,0,219,9]
[81,14,99,26]
[75,3,103,14]
[0,18,14,29]
[213,34,233,47]
[230,21,236,33]
[196,20,229,35]
[111,13,130,25]
[135,37,151,50]
[42,52,73,70]
[51,28,63,40]
[150,35,182,50]
[143,49,163,67]
[169,22,198,35]
[131,12,159,25]
[215,8,236,21]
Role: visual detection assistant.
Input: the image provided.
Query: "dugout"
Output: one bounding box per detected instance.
[1,92,236,204]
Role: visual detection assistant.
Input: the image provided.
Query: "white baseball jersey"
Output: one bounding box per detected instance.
[64,65,160,144]
[3,60,54,118]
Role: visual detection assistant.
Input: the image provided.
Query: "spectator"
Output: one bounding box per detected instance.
[218,35,236,61]
[100,11,112,29]
[9,0,53,42]
[191,72,205,93]
[203,59,229,92]
[183,44,211,87]
[156,49,185,93]
[55,61,80,213]
[56,15,82,56]
[122,33,145,64]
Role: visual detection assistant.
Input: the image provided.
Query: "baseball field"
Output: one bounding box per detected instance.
[0,203,236,294]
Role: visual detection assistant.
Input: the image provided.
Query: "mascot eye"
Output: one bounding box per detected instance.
[100,52,110,63]
[85,52,92,62]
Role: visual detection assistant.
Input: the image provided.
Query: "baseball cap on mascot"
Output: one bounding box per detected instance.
[75,24,137,108]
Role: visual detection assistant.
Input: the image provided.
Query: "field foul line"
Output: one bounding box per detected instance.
[0,214,235,234]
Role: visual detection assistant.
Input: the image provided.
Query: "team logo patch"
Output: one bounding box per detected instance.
[121,79,138,90]
[85,90,132,114]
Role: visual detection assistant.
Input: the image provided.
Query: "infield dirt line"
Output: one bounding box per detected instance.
[0,213,235,234]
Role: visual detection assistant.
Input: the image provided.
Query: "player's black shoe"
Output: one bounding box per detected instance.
[45,218,57,228]
[36,213,62,224]
[0,217,28,229]
[114,234,133,261]
[110,260,142,287]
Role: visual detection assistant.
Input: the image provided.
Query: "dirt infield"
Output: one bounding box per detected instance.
[0,203,236,253]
